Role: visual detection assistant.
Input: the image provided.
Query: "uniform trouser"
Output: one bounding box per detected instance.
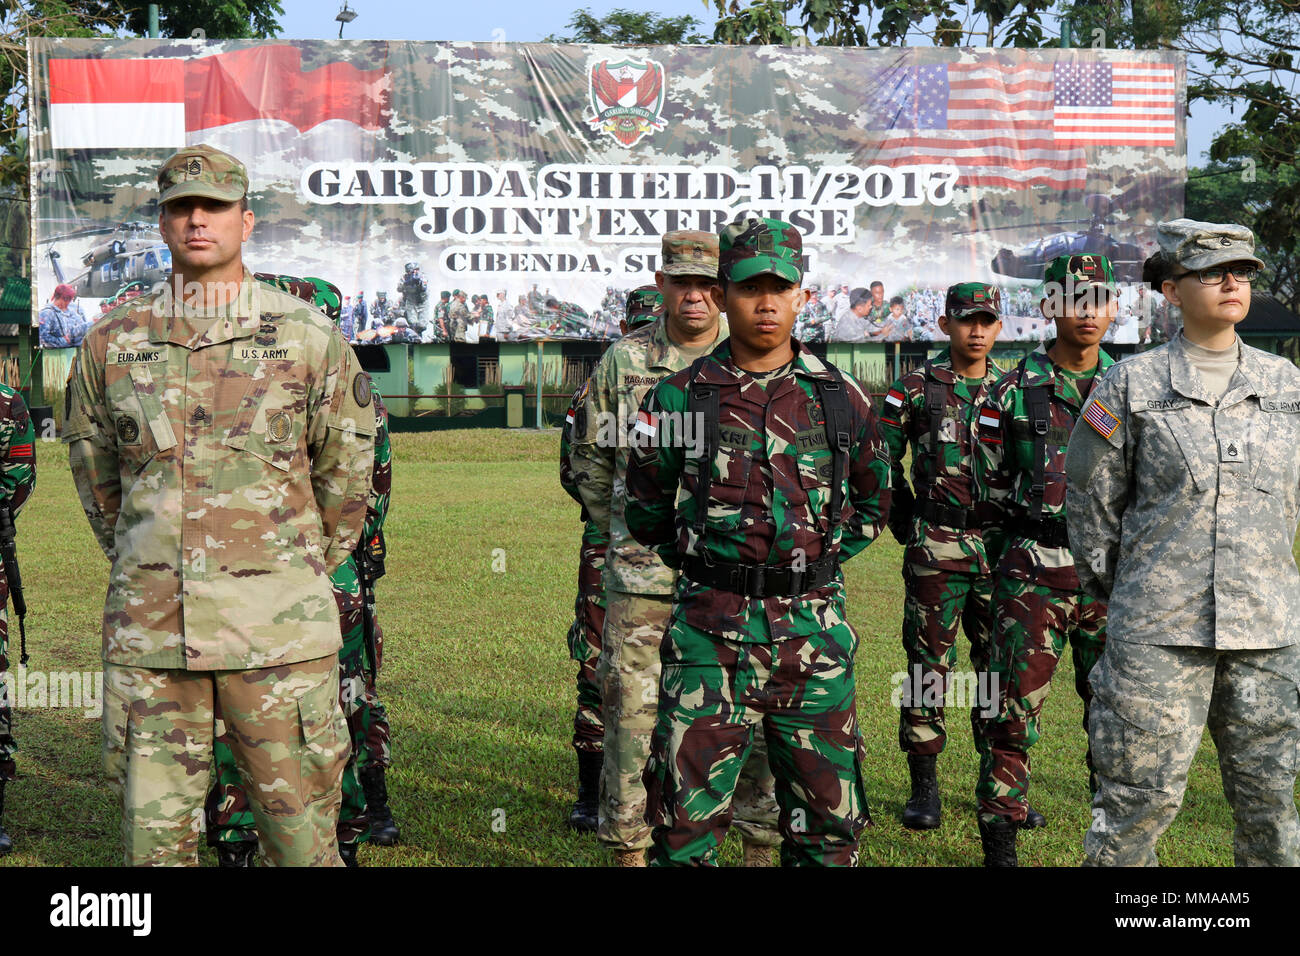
[105,656,348,867]
[976,577,1107,823]
[596,590,779,851]
[207,600,391,847]
[0,613,14,781]
[1085,639,1300,867]
[566,540,607,754]
[644,618,868,867]
[898,562,996,756]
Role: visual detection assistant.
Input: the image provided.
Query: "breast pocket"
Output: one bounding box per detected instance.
[106,364,177,473]
[685,441,751,526]
[1130,399,1212,494]
[222,362,307,472]
[1252,393,1300,496]
[797,448,834,525]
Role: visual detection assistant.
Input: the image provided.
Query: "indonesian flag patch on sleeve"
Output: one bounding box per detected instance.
[1083,399,1121,440]
[881,387,906,426]
[978,407,1002,444]
[564,406,576,426]
[634,409,658,441]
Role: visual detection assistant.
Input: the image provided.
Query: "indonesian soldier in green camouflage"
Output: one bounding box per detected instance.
[972,253,1115,866]
[558,285,662,833]
[206,274,399,867]
[570,231,780,866]
[0,386,34,855]
[448,290,470,341]
[1069,220,1300,867]
[878,282,1005,830]
[625,217,892,866]
[63,145,374,867]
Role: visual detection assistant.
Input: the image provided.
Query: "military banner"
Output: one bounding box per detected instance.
[28,39,1184,346]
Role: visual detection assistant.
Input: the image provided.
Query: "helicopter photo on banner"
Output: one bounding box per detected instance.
[28,39,1184,347]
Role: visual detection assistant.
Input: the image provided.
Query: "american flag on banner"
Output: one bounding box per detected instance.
[865,58,1177,191]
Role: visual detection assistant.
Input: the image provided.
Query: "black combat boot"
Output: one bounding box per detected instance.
[0,780,12,856]
[360,765,400,846]
[215,838,257,867]
[979,817,1019,867]
[1022,803,1047,829]
[900,754,941,830]
[338,841,360,867]
[567,750,601,833]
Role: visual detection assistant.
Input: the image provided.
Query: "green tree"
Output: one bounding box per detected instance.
[118,0,283,39]
[546,7,707,43]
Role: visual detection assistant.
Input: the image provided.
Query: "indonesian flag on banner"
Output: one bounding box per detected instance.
[48,46,389,150]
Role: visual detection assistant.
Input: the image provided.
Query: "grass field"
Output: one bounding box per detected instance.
[0,429,1261,866]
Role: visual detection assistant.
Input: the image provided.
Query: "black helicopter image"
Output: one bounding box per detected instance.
[955,193,1149,283]
[44,221,172,299]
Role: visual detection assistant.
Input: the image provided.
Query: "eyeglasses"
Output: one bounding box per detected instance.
[1173,265,1260,285]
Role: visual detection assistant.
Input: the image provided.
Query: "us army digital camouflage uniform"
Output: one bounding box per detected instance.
[63,256,375,866]
[207,383,394,851]
[625,335,892,866]
[973,342,1113,825]
[1067,220,1300,867]
[0,387,35,792]
[570,231,779,856]
[448,293,470,341]
[879,345,1004,757]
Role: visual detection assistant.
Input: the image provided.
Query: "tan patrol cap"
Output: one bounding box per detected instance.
[661,230,719,278]
[156,143,249,205]
[1157,218,1265,272]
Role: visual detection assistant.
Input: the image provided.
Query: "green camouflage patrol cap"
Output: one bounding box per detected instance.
[945,281,1001,320]
[156,143,248,205]
[625,284,663,329]
[1157,218,1265,271]
[718,216,803,283]
[1042,253,1117,293]
[661,230,719,278]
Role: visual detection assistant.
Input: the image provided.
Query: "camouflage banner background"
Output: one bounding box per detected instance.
[29,39,1184,346]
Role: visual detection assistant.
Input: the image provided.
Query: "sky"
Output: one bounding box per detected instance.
[279,0,1228,163]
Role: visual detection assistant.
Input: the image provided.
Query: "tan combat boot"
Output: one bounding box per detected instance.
[742,841,774,867]
[613,848,646,867]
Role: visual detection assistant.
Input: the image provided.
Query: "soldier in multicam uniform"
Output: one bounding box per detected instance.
[0,386,34,855]
[971,253,1116,866]
[63,145,374,866]
[448,289,471,341]
[206,274,399,867]
[1068,220,1300,867]
[878,282,1007,831]
[570,230,779,867]
[558,286,663,833]
[625,217,892,866]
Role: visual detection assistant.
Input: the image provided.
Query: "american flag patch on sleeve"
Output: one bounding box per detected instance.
[1083,399,1121,439]
[978,407,1002,444]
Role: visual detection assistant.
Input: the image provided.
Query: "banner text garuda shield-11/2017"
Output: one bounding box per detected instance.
[28,39,1184,346]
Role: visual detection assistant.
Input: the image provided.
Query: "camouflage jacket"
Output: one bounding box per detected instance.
[880,349,1004,573]
[976,343,1114,591]
[560,378,610,553]
[1066,332,1300,650]
[570,315,728,595]
[624,340,891,643]
[63,271,376,670]
[0,385,35,637]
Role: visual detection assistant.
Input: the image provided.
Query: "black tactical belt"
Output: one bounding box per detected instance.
[916,499,971,529]
[1019,517,1070,548]
[683,553,839,598]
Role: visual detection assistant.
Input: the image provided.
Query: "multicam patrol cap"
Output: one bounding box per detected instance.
[718,216,803,283]
[1157,218,1265,271]
[945,281,1001,320]
[1043,253,1117,294]
[625,284,663,329]
[660,230,719,278]
[156,144,249,205]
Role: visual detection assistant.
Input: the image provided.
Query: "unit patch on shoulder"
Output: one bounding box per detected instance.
[1082,399,1121,440]
[353,372,372,407]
